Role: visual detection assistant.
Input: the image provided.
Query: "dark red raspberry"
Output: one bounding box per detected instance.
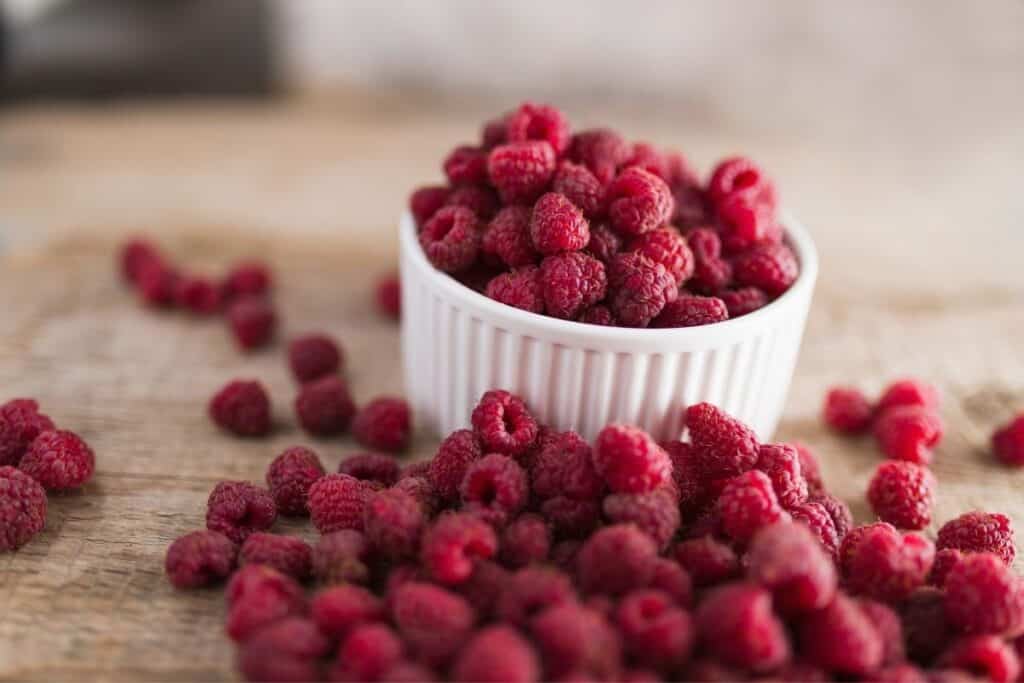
[294,375,356,436]
[443,145,489,186]
[225,565,306,641]
[419,206,481,274]
[227,296,277,350]
[445,185,500,220]
[376,271,401,320]
[686,227,733,293]
[310,583,384,639]
[717,470,787,543]
[452,625,540,683]
[205,480,276,544]
[409,185,451,227]
[602,488,680,550]
[209,379,272,437]
[624,142,671,181]
[630,227,694,284]
[940,636,1021,683]
[481,205,538,268]
[606,251,678,327]
[788,500,840,558]
[421,512,497,585]
[391,582,477,666]
[755,443,808,508]
[460,453,528,527]
[506,102,571,156]
[0,466,47,549]
[732,243,798,297]
[874,405,944,465]
[471,390,538,458]
[0,399,55,468]
[487,141,556,204]
[647,557,694,607]
[400,460,431,480]
[685,402,759,478]
[164,530,236,589]
[485,266,545,313]
[19,429,94,490]
[429,429,483,501]
[538,252,606,320]
[529,192,590,255]
[311,529,370,584]
[901,588,955,664]
[307,473,373,534]
[497,566,576,625]
[936,511,1015,565]
[945,552,1024,636]
[500,514,551,568]
[540,494,600,536]
[853,600,904,669]
[823,386,874,434]
[994,414,1024,467]
[929,548,963,588]
[811,492,853,540]
[458,560,510,618]
[798,593,883,677]
[616,589,694,670]
[530,430,603,501]
[393,475,440,517]
[553,160,606,218]
[606,167,674,237]
[174,274,222,315]
[844,524,934,603]
[378,662,436,682]
[235,617,329,683]
[338,452,400,487]
[222,261,272,301]
[266,446,325,516]
[287,333,342,383]
[650,294,728,328]
[877,378,941,414]
[577,523,658,596]
[578,305,616,325]
[239,532,312,580]
[363,488,423,560]
[352,397,411,452]
[135,260,179,308]
[568,128,630,184]
[530,602,622,680]
[793,443,824,493]
[481,113,510,149]
[867,461,935,530]
[673,536,739,587]
[585,222,623,264]
[661,440,701,511]
[718,286,768,317]
[695,582,790,672]
[747,522,837,614]
[549,539,581,572]
[332,623,404,682]
[120,238,162,283]
[593,424,671,494]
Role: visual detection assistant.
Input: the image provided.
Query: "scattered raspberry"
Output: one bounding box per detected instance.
[352,397,411,452]
[695,582,790,672]
[471,390,538,458]
[928,548,964,588]
[459,453,528,527]
[452,625,540,683]
[530,602,622,680]
[755,443,808,508]
[391,582,477,666]
[287,333,342,383]
[376,271,401,320]
[873,405,944,465]
[164,530,236,589]
[227,296,277,350]
[593,424,671,494]
[19,429,95,490]
[606,251,678,326]
[443,145,489,186]
[266,446,325,516]
[209,379,272,437]
[606,167,674,236]
[333,623,405,682]
[937,511,1016,565]
[338,452,400,487]
[538,252,607,320]
[858,598,906,666]
[307,474,373,534]
[630,227,694,284]
[294,375,356,436]
[419,206,482,274]
[585,222,623,264]
[445,185,500,220]
[363,488,423,560]
[500,514,550,568]
[239,532,312,580]
[235,617,329,683]
[811,492,853,540]
[867,461,935,530]
[718,286,768,317]
[529,192,590,255]
[568,128,630,184]
[798,593,883,677]
[716,470,787,543]
[945,552,1024,636]
[225,565,307,641]
[485,266,545,313]
[994,414,1024,467]
[787,500,840,558]
[577,523,658,596]
[673,536,739,586]
[135,260,178,308]
[310,584,384,639]
[877,378,941,414]
[410,185,452,227]
[647,557,694,607]
[939,636,1021,683]
[553,160,606,218]
[602,488,680,550]
[686,227,733,294]
[205,480,277,544]
[747,522,837,614]
[823,387,874,434]
[686,402,760,478]
[482,206,538,268]
[421,512,498,585]
[844,524,935,604]
[0,399,55,468]
[174,274,222,315]
[732,243,798,297]
[497,566,576,625]
[120,238,162,283]
[429,429,483,501]
[487,141,557,204]
[530,430,603,501]
[616,589,695,669]
[506,102,571,156]
[222,261,272,301]
[312,529,371,584]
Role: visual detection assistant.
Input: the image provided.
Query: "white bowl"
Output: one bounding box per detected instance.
[400,212,818,443]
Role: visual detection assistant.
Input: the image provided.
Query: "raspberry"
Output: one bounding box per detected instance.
[429,429,483,500]
[994,414,1024,466]
[624,142,671,181]
[266,446,325,516]
[673,536,739,586]
[873,665,928,683]
[421,512,498,584]
[307,474,372,534]
[553,160,606,217]
[352,397,411,452]
[650,295,728,328]
[481,113,509,149]
[239,532,312,580]
[391,582,477,666]
[310,584,384,639]
[487,140,556,204]
[174,274,222,314]
[135,260,178,308]
[225,565,307,641]
[312,529,371,584]
[206,481,276,544]
[481,205,538,268]
[709,158,767,205]
[788,501,840,557]
[754,443,808,508]
[409,185,451,227]
[859,598,906,666]
[227,295,277,350]
[209,380,272,437]
[0,399,55,467]
[877,378,941,413]
[937,511,1016,565]
[629,227,694,284]
[332,623,404,682]
[695,582,790,672]
[899,588,954,665]
[606,167,674,236]
[376,272,401,320]
[222,261,272,301]
[459,453,528,527]
[585,222,623,263]
[471,390,538,458]
[940,636,1021,683]
[602,488,680,550]
[577,523,658,595]
[393,475,439,517]
[540,496,601,538]
[235,618,329,683]
[530,602,622,680]
[844,524,934,603]
[538,251,607,320]
[607,252,678,327]
[452,625,540,683]
[379,662,437,682]
[19,429,95,490]
[823,387,874,434]
[712,188,777,255]
[445,185,500,220]
[287,333,342,383]
[716,470,787,543]
[578,305,616,325]
[647,557,694,607]
[662,440,701,510]
[593,424,671,494]
[485,266,545,313]
[400,460,432,480]
[718,286,768,317]
[945,552,1024,636]
[529,192,590,255]
[811,492,853,539]
[500,514,550,568]
[873,405,944,464]
[419,206,481,274]
[793,443,825,493]
[568,128,630,184]
[530,430,603,501]
[685,402,760,479]
[363,488,423,560]
[443,145,489,186]
[929,548,963,588]
[497,566,576,625]
[839,522,892,575]
[867,461,935,530]
[686,227,733,294]
[747,522,837,614]
[164,530,236,589]
[458,560,510,619]
[338,452,400,487]
[120,238,162,283]
[798,593,883,676]
[506,102,571,156]
[294,375,356,436]
[732,243,798,297]
[616,589,694,669]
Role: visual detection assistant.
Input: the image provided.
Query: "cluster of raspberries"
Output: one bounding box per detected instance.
[166,391,1022,682]
[0,398,95,552]
[408,102,799,328]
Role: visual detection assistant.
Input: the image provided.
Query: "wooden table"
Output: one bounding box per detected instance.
[1,97,1023,680]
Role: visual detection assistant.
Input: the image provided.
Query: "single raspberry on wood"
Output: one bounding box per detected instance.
[419,206,481,274]
[239,532,312,580]
[616,589,695,670]
[287,333,342,383]
[685,402,760,479]
[19,429,95,490]
[606,251,678,327]
[409,185,451,227]
[694,582,791,672]
[391,582,477,666]
[877,378,941,413]
[936,510,1016,565]
[452,625,541,683]
[530,430,603,501]
[310,583,384,639]
[754,443,808,508]
[227,296,277,350]
[235,618,329,683]
[311,529,371,584]
[873,405,944,464]
[538,251,607,320]
[443,145,489,186]
[429,429,483,501]
[352,397,411,452]
[0,465,46,552]
[844,524,934,604]
[481,205,538,268]
[222,261,272,301]
[338,452,400,487]
[0,399,55,468]
[732,243,798,297]
[209,379,272,437]
[506,101,572,156]
[225,565,307,642]
[307,473,373,534]
[164,530,236,589]
[747,522,837,614]
[500,513,551,568]
[938,635,1021,683]
[629,227,694,284]
[717,470,788,543]
[174,274,222,315]
[602,487,680,550]
[577,523,658,596]
[673,536,739,587]
[993,414,1024,467]
[553,160,606,218]
[487,140,556,205]
[485,266,545,314]
[205,480,276,544]
[471,390,538,458]
[719,286,768,317]
[460,453,529,528]
[606,167,674,237]
[530,602,622,680]
[332,623,405,683]
[944,552,1024,636]
[266,446,324,516]
[294,375,356,436]
[446,184,500,220]
[496,566,576,625]
[823,386,874,434]
[593,424,671,494]
[529,192,590,255]
[568,128,630,184]
[867,461,935,530]
[375,271,401,320]
[363,487,424,560]
[798,593,884,677]
[421,512,498,585]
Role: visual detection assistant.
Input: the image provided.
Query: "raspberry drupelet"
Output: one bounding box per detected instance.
[0,466,47,552]
[209,380,272,437]
[993,413,1024,466]
[352,397,411,453]
[538,251,607,320]
[421,512,497,585]
[823,386,874,434]
[226,295,277,350]
[936,510,1016,565]
[265,446,325,516]
[19,429,95,490]
[419,206,482,274]
[164,530,236,589]
[287,333,342,383]
[592,424,671,494]
[470,390,538,458]
[867,461,936,530]
[294,375,356,436]
[205,480,276,544]
[0,398,55,467]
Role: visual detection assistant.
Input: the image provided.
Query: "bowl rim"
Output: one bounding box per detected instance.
[400,210,818,349]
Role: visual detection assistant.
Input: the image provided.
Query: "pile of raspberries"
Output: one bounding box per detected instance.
[409,101,798,328]
[0,398,95,552]
[166,390,1023,682]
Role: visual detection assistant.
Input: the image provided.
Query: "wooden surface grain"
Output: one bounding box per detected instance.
[1,99,1023,680]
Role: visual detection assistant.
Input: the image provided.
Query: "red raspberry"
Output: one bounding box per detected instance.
[239,532,312,580]
[873,665,928,683]
[222,261,272,301]
[287,333,342,383]
[788,500,840,558]
[458,560,510,618]
[338,452,400,487]
[593,424,671,494]
[754,443,808,508]
[823,386,874,434]
[650,294,728,328]
[685,402,759,479]
[0,399,55,468]
[409,185,451,227]
[616,589,694,670]
[719,286,770,317]
[695,582,790,672]
[310,584,383,639]
[929,548,964,588]
[607,167,674,236]
[867,461,935,530]
[485,266,545,314]
[877,378,941,414]
[945,552,1024,636]
[429,429,483,501]
[481,205,538,268]
[606,251,678,327]
[585,222,623,264]
[266,446,325,516]
[419,206,481,274]
[400,460,431,480]
[500,514,550,568]
[135,260,179,308]
[686,227,733,294]
[312,529,370,584]
[629,227,694,284]
[209,379,271,437]
[421,512,497,585]
[481,113,509,149]
[119,238,162,283]
[793,443,825,493]
[393,475,440,517]
[206,480,276,544]
[647,557,694,607]
[577,523,658,596]
[717,470,787,543]
[858,598,906,667]
[844,524,934,603]
[707,158,777,248]
[391,582,477,666]
[307,473,373,534]
[497,566,576,625]
[994,414,1024,467]
[568,128,630,184]
[235,617,329,682]
[578,305,616,325]
[460,453,528,528]
[602,488,680,550]
[940,636,1021,683]
[672,184,711,230]
[174,274,222,315]
[901,587,955,664]
[225,565,307,641]
[452,625,540,683]
[874,405,944,464]
[506,102,571,156]
[553,160,606,218]
[530,602,622,680]
[839,521,892,574]
[624,142,671,181]
[376,272,401,320]
[529,192,590,255]
[673,536,739,587]
[732,243,798,297]
[378,662,436,682]
[443,145,488,186]
[661,440,701,511]
[530,430,603,501]
[487,140,556,204]
[19,429,94,490]
[937,511,1016,565]
[798,593,883,676]
[363,488,423,560]
[164,529,236,589]
[332,623,404,682]
[812,492,853,539]
[540,253,607,320]
[747,522,837,614]
[445,184,499,220]
[550,539,581,572]
[294,375,356,436]
[540,496,600,538]
[352,397,411,452]
[471,390,538,458]
[227,296,277,350]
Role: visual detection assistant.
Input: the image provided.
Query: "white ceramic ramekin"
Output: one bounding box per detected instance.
[400,212,818,443]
